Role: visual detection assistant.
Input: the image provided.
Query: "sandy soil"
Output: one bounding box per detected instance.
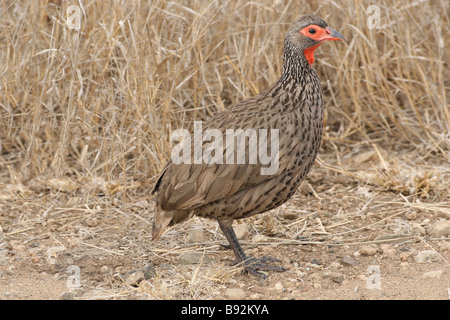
[0,153,449,300]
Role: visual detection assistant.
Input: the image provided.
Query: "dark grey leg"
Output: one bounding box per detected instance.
[218,219,286,279]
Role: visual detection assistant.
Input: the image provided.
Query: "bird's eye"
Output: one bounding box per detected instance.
[309,28,316,34]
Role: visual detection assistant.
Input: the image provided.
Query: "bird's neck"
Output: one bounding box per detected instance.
[280,44,316,84]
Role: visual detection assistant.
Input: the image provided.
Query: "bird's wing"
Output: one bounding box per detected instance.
[153,90,299,211]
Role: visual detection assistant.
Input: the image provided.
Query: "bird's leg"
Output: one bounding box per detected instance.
[217,219,286,278]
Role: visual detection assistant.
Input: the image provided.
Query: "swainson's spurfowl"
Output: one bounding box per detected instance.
[151,15,345,278]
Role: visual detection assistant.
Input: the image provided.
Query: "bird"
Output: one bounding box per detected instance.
[151,15,345,278]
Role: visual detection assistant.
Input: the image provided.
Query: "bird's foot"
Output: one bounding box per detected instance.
[235,256,286,279]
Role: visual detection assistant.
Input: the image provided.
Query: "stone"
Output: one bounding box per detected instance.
[330,262,341,269]
[323,272,345,284]
[356,186,374,199]
[249,293,261,299]
[341,256,359,266]
[414,250,441,263]
[359,246,377,256]
[274,282,284,291]
[121,269,145,287]
[380,244,396,256]
[85,217,98,227]
[177,252,213,265]
[120,264,156,286]
[60,292,76,300]
[427,220,450,238]
[225,288,246,300]
[399,252,409,262]
[252,234,268,243]
[439,241,450,252]
[312,282,322,289]
[142,264,157,280]
[421,270,443,279]
[186,228,208,243]
[411,224,426,236]
[234,223,249,239]
[405,211,417,220]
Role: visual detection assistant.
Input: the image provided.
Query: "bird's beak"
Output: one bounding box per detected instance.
[321,27,346,42]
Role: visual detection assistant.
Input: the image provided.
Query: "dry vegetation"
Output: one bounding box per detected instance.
[0,0,449,300]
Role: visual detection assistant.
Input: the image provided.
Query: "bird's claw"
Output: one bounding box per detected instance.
[234,256,286,279]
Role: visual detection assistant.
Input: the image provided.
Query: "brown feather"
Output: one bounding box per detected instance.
[152,15,332,240]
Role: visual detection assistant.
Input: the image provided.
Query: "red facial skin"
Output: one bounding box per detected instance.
[300,25,343,65]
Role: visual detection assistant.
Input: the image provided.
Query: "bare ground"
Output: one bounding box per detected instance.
[0,151,449,300]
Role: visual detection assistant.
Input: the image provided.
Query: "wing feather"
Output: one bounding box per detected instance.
[154,84,300,212]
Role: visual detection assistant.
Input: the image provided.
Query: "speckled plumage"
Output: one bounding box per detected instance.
[151,15,343,277]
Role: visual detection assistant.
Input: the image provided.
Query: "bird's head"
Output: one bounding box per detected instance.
[285,15,345,65]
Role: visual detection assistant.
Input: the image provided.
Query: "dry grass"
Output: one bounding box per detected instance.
[0,0,448,187]
[0,0,449,300]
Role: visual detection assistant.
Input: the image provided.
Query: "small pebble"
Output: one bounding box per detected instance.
[121,270,145,287]
[330,262,341,269]
[439,241,450,252]
[380,244,396,256]
[252,234,268,243]
[281,257,291,267]
[85,218,98,227]
[411,224,426,236]
[422,270,443,279]
[142,264,157,280]
[225,288,246,300]
[415,250,441,263]
[400,262,409,267]
[341,256,359,266]
[427,220,450,238]
[233,223,249,239]
[359,246,377,256]
[120,264,156,286]
[405,211,417,220]
[323,272,345,284]
[274,282,284,291]
[60,292,76,300]
[399,252,409,262]
[186,228,208,243]
[249,293,261,299]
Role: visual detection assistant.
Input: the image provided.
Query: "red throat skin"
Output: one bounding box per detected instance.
[304,43,321,65]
